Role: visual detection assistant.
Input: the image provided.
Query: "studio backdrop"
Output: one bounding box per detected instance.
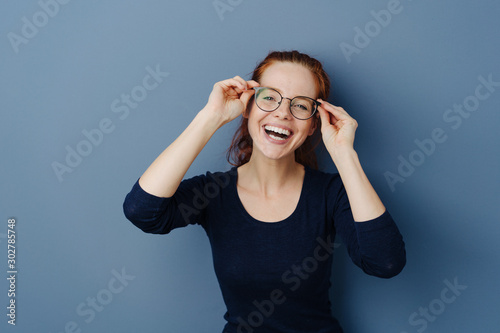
[1,1,499,332]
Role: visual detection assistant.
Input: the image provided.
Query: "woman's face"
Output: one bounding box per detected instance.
[247,62,318,163]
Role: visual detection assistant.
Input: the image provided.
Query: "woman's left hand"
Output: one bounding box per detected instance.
[317,99,358,154]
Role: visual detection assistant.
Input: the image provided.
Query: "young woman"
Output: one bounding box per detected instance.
[123,50,406,333]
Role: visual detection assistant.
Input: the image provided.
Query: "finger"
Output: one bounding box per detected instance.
[240,88,255,107]
[240,80,259,97]
[317,99,350,118]
[225,77,259,95]
[218,77,247,92]
[318,106,334,128]
[317,99,339,109]
[234,79,259,96]
[322,106,351,125]
[233,86,245,95]
[320,103,358,133]
[234,79,259,97]
[317,100,338,111]
[246,80,260,89]
[322,106,346,132]
[234,76,259,92]
[232,75,248,89]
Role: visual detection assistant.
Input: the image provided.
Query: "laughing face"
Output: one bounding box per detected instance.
[246,62,319,163]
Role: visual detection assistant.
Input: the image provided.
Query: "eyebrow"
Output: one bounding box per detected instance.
[267,86,283,94]
[265,86,315,99]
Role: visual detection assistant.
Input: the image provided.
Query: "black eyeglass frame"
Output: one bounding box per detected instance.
[252,87,321,120]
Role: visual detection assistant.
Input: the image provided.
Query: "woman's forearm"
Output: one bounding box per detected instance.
[329,147,386,222]
[138,108,223,198]
[138,76,257,198]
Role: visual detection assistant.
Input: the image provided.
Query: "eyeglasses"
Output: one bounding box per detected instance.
[252,87,320,120]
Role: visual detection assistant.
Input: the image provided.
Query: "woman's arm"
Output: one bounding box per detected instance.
[317,100,386,222]
[329,148,385,222]
[318,100,405,276]
[138,77,259,198]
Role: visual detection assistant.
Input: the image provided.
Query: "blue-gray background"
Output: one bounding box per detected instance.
[1,0,499,332]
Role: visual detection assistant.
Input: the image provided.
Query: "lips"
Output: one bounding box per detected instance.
[263,124,294,143]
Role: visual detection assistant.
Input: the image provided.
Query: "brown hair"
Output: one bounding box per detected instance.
[226,50,331,169]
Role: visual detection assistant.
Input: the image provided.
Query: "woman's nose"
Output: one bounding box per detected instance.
[274,98,292,119]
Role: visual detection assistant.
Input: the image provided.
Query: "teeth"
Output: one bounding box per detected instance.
[264,125,290,137]
[268,134,286,141]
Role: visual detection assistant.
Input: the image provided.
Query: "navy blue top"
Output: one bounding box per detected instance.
[123,166,406,333]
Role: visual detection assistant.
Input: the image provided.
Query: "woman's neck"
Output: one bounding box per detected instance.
[238,153,304,196]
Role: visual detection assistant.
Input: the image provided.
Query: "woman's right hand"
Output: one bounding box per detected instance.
[138,77,258,198]
[203,76,260,127]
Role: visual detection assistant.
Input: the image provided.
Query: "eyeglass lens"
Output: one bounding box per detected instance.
[255,88,316,120]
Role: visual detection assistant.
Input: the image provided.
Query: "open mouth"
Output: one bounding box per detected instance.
[264,125,293,142]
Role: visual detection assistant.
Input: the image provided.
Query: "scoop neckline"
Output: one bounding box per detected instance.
[230,165,309,226]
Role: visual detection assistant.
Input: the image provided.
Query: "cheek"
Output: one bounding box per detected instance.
[247,106,263,138]
[298,119,316,138]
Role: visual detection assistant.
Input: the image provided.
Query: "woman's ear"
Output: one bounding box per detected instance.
[308,103,323,135]
[308,116,318,136]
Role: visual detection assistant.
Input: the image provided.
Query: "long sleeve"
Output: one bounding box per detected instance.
[123,173,211,234]
[331,176,406,278]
